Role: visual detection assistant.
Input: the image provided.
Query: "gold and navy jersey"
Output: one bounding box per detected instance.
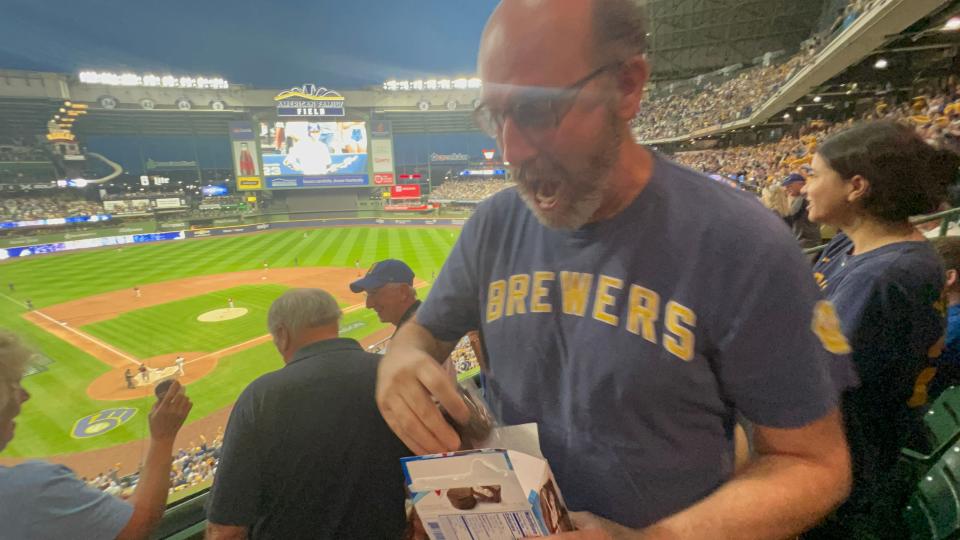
[418,151,855,530]
[812,232,945,493]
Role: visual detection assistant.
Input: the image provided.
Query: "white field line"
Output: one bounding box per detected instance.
[33,309,141,365]
[9,280,432,369]
[0,292,25,309]
[4,292,141,365]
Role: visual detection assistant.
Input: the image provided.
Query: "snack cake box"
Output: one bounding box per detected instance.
[401,448,574,539]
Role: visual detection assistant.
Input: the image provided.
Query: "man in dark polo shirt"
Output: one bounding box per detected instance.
[350,259,420,335]
[205,288,410,540]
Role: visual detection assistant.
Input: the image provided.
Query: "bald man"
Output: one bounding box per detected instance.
[377,1,855,538]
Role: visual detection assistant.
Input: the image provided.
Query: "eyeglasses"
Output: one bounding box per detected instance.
[473,63,621,140]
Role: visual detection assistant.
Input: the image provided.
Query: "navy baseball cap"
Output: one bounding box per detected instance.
[350,259,414,293]
[781,173,805,187]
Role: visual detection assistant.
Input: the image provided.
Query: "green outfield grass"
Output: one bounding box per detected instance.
[0,227,457,460]
[82,285,286,358]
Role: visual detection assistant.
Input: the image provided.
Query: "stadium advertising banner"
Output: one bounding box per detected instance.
[154,197,185,209]
[0,214,111,230]
[259,120,369,190]
[430,152,470,163]
[0,232,184,260]
[229,121,263,191]
[274,84,345,117]
[103,199,151,214]
[371,138,395,186]
[237,177,263,190]
[390,184,422,199]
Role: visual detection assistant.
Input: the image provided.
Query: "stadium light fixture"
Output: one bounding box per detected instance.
[783,113,791,119]
[813,96,822,103]
[874,58,889,69]
[796,106,803,112]
[945,16,960,31]
[79,70,228,89]
[64,101,71,107]
[382,76,482,91]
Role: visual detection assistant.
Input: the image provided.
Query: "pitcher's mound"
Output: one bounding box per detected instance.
[198,308,248,322]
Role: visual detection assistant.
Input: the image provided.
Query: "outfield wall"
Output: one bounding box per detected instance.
[0,217,467,260]
[0,209,473,249]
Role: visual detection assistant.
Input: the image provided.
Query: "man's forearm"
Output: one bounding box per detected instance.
[122,437,175,537]
[641,451,850,539]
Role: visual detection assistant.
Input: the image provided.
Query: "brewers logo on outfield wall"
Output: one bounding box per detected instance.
[72,408,137,439]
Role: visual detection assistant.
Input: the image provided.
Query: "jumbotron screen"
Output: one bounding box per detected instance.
[259,121,369,189]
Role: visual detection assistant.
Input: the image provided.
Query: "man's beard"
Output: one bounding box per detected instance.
[513,111,622,231]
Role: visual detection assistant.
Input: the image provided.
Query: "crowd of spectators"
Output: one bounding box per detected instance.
[0,137,47,162]
[672,80,960,215]
[633,0,887,142]
[448,339,481,375]
[827,0,884,36]
[430,179,511,201]
[367,334,480,377]
[634,52,812,141]
[0,194,103,222]
[83,432,224,499]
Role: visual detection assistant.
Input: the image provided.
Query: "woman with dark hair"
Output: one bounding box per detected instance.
[803,120,958,538]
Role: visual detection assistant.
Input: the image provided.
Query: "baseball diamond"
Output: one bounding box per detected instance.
[0,225,459,478]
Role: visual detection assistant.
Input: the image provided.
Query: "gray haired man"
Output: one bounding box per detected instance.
[206,288,410,540]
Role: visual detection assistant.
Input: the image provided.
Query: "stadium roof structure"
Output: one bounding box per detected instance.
[640,0,956,145]
[645,0,831,81]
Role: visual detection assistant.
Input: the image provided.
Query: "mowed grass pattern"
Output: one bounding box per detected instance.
[0,226,459,308]
[82,285,285,357]
[0,227,458,459]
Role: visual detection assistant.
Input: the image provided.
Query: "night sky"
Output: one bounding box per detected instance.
[0,0,500,89]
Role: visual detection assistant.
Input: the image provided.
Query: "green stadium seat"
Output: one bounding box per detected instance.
[902,386,960,466]
[903,444,960,540]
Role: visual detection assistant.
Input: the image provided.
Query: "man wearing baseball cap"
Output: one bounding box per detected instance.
[350,259,420,334]
[782,172,822,251]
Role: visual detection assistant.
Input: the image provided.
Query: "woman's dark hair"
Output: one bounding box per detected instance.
[817,120,960,223]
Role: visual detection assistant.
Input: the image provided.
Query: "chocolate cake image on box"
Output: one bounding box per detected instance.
[446,487,478,510]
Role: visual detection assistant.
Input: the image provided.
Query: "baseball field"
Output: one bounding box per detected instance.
[0,225,460,480]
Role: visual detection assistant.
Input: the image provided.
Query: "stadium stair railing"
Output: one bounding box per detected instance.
[154,491,207,540]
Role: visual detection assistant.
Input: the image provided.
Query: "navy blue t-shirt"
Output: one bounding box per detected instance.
[813,233,944,499]
[418,151,856,528]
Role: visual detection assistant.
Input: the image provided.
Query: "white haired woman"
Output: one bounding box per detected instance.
[0,330,193,539]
